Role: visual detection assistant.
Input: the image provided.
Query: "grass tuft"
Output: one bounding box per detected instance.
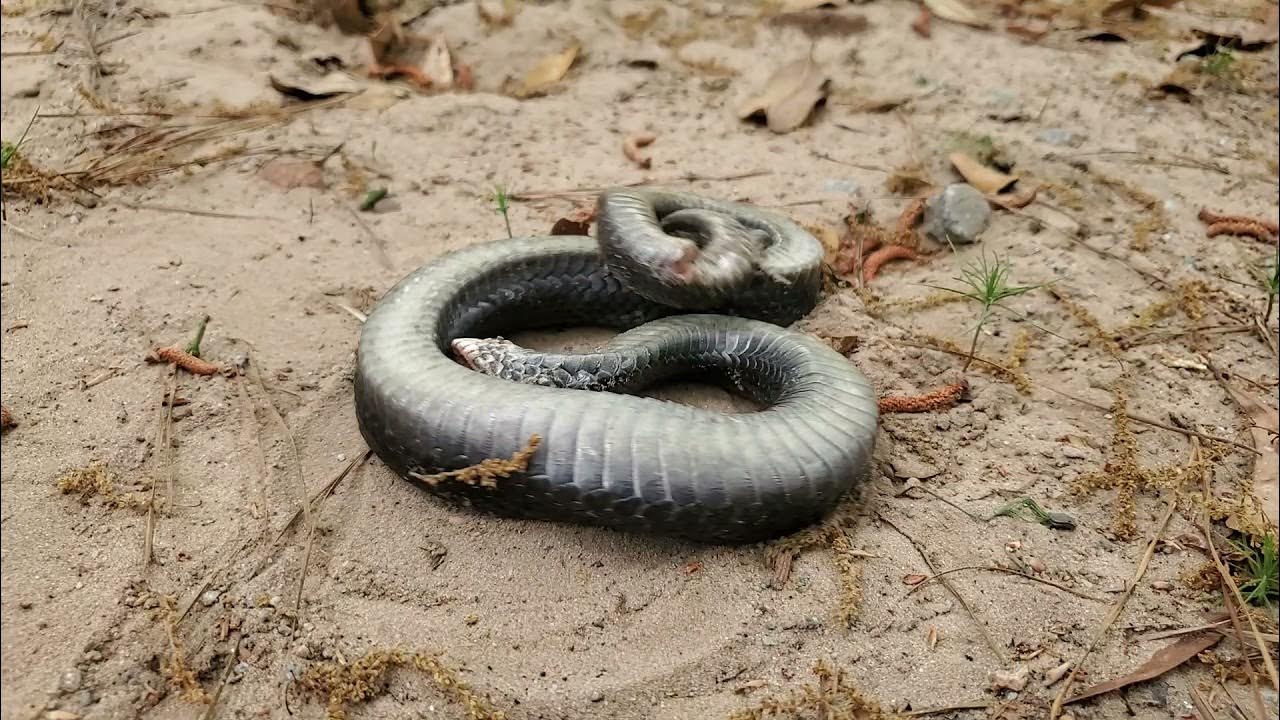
[925,251,1046,372]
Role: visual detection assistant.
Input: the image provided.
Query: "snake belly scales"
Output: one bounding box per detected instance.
[354,188,879,544]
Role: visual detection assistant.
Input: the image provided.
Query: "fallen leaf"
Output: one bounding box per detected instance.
[987,184,1038,210]
[989,667,1029,692]
[1043,661,1072,687]
[258,157,326,190]
[902,573,928,585]
[423,35,454,91]
[1065,632,1222,704]
[737,55,830,134]
[1,404,16,431]
[949,152,1018,194]
[268,73,360,102]
[1216,380,1279,529]
[683,560,703,574]
[923,0,989,28]
[926,625,939,650]
[477,0,520,26]
[515,44,580,98]
[622,131,656,169]
[1005,21,1050,42]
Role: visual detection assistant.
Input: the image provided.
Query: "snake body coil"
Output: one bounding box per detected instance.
[354,189,879,544]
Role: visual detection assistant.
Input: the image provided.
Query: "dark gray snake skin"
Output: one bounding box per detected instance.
[353,189,879,544]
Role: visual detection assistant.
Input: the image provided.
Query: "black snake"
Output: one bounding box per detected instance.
[353,189,879,544]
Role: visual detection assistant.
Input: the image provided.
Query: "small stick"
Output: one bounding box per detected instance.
[905,564,1107,603]
[1049,445,1193,717]
[143,365,178,569]
[877,512,1005,662]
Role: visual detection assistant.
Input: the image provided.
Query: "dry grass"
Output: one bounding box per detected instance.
[296,648,506,720]
[161,595,211,705]
[409,435,542,489]
[728,660,891,720]
[56,463,150,510]
[767,500,869,627]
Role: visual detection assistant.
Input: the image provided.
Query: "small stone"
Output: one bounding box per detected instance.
[589,690,605,702]
[14,82,42,98]
[989,667,1029,692]
[1027,557,1046,574]
[58,668,83,693]
[1151,580,1173,591]
[464,613,479,626]
[1036,128,1085,147]
[922,183,991,245]
[1061,446,1088,459]
[199,590,221,607]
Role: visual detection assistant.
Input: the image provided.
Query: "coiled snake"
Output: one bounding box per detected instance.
[354,189,879,544]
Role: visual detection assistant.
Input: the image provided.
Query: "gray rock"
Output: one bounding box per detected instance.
[890,457,942,480]
[199,590,221,607]
[58,669,83,693]
[923,183,991,245]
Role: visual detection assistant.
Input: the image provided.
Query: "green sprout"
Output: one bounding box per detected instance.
[1,107,39,172]
[926,251,1046,372]
[491,184,512,239]
[1201,47,1237,77]
[1234,533,1278,608]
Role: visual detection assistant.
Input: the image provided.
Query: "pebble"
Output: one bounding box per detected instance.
[199,590,221,607]
[589,690,605,702]
[922,183,991,245]
[1061,446,1088,459]
[58,669,83,693]
[889,458,941,480]
[14,82,42,98]
[1037,128,1086,147]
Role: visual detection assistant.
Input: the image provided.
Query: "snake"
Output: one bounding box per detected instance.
[353,188,879,544]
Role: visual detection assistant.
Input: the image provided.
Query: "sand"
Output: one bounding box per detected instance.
[2,1,1278,719]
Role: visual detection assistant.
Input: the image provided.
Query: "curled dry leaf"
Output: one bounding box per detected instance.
[902,573,928,585]
[422,35,454,91]
[923,0,989,29]
[737,55,830,134]
[949,152,1017,194]
[258,157,326,190]
[477,0,520,26]
[622,131,657,169]
[926,625,939,650]
[988,184,1038,210]
[515,44,580,98]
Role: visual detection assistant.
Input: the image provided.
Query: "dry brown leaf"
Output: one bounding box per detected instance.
[1,404,16,431]
[258,157,326,190]
[737,55,830,134]
[423,35,454,91]
[477,0,520,26]
[949,152,1018,194]
[912,6,932,37]
[516,44,580,98]
[1065,632,1222,705]
[926,625,939,650]
[1217,381,1279,530]
[923,0,989,29]
[622,131,656,169]
[988,184,1038,210]
[902,573,927,585]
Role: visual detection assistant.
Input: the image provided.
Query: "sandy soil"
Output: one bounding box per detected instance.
[2,1,1279,719]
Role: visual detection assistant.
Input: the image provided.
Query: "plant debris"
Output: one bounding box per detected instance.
[409,435,541,489]
[1197,207,1279,245]
[146,347,222,376]
[949,152,1017,195]
[878,380,969,414]
[622,131,657,169]
[549,205,595,235]
[296,647,505,720]
[513,44,580,99]
[990,496,1077,531]
[1065,631,1222,705]
[727,660,889,720]
[56,463,150,510]
[737,54,830,134]
[923,0,989,29]
[1,405,15,431]
[477,0,520,27]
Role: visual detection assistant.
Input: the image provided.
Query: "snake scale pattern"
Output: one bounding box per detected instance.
[354,189,879,544]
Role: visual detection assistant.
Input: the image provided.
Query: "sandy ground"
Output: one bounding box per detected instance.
[2,1,1279,719]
